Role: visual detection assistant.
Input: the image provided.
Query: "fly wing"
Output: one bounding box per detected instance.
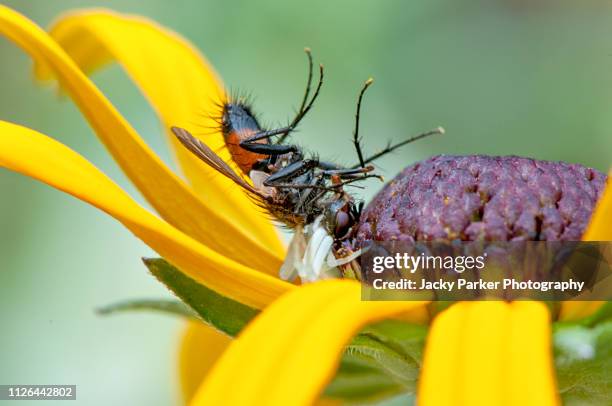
[171,126,263,197]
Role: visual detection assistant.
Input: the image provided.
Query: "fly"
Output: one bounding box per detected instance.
[171,49,444,281]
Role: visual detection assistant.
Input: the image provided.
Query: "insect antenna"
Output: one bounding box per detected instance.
[352,78,374,169]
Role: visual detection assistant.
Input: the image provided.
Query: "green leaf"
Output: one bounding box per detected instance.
[374,393,416,406]
[325,320,427,404]
[345,334,419,388]
[97,298,199,319]
[361,319,428,366]
[324,358,405,404]
[578,302,612,327]
[554,321,612,406]
[143,257,258,336]
[372,393,416,406]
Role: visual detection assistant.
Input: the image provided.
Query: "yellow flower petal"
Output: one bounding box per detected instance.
[36,9,284,256]
[418,301,559,406]
[558,300,604,321]
[0,121,292,308]
[178,322,343,406]
[560,171,611,321]
[191,280,428,406]
[583,170,612,241]
[179,322,231,403]
[0,5,282,274]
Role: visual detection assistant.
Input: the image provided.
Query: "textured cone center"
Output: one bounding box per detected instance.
[351,155,606,247]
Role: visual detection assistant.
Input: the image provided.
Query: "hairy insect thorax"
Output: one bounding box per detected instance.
[221,102,268,174]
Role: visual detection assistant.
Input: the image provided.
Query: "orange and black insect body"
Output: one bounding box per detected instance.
[220,97,309,177]
[221,102,268,174]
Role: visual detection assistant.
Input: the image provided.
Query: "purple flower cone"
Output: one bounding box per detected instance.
[352,155,606,245]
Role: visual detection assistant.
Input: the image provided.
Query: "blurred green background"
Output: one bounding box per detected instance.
[0,0,611,404]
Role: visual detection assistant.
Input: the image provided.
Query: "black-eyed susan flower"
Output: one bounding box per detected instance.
[0,5,610,405]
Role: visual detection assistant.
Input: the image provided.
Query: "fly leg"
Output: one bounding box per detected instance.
[263,159,319,187]
[270,175,380,192]
[276,49,324,145]
[348,77,445,169]
[321,165,375,178]
[238,142,297,156]
[239,51,324,147]
[317,161,344,170]
[237,142,299,173]
[334,174,382,187]
[264,160,377,193]
[350,127,445,169]
[266,162,378,189]
[352,78,374,169]
[320,165,383,184]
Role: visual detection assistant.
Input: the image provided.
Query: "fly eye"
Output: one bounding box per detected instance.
[334,211,351,238]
